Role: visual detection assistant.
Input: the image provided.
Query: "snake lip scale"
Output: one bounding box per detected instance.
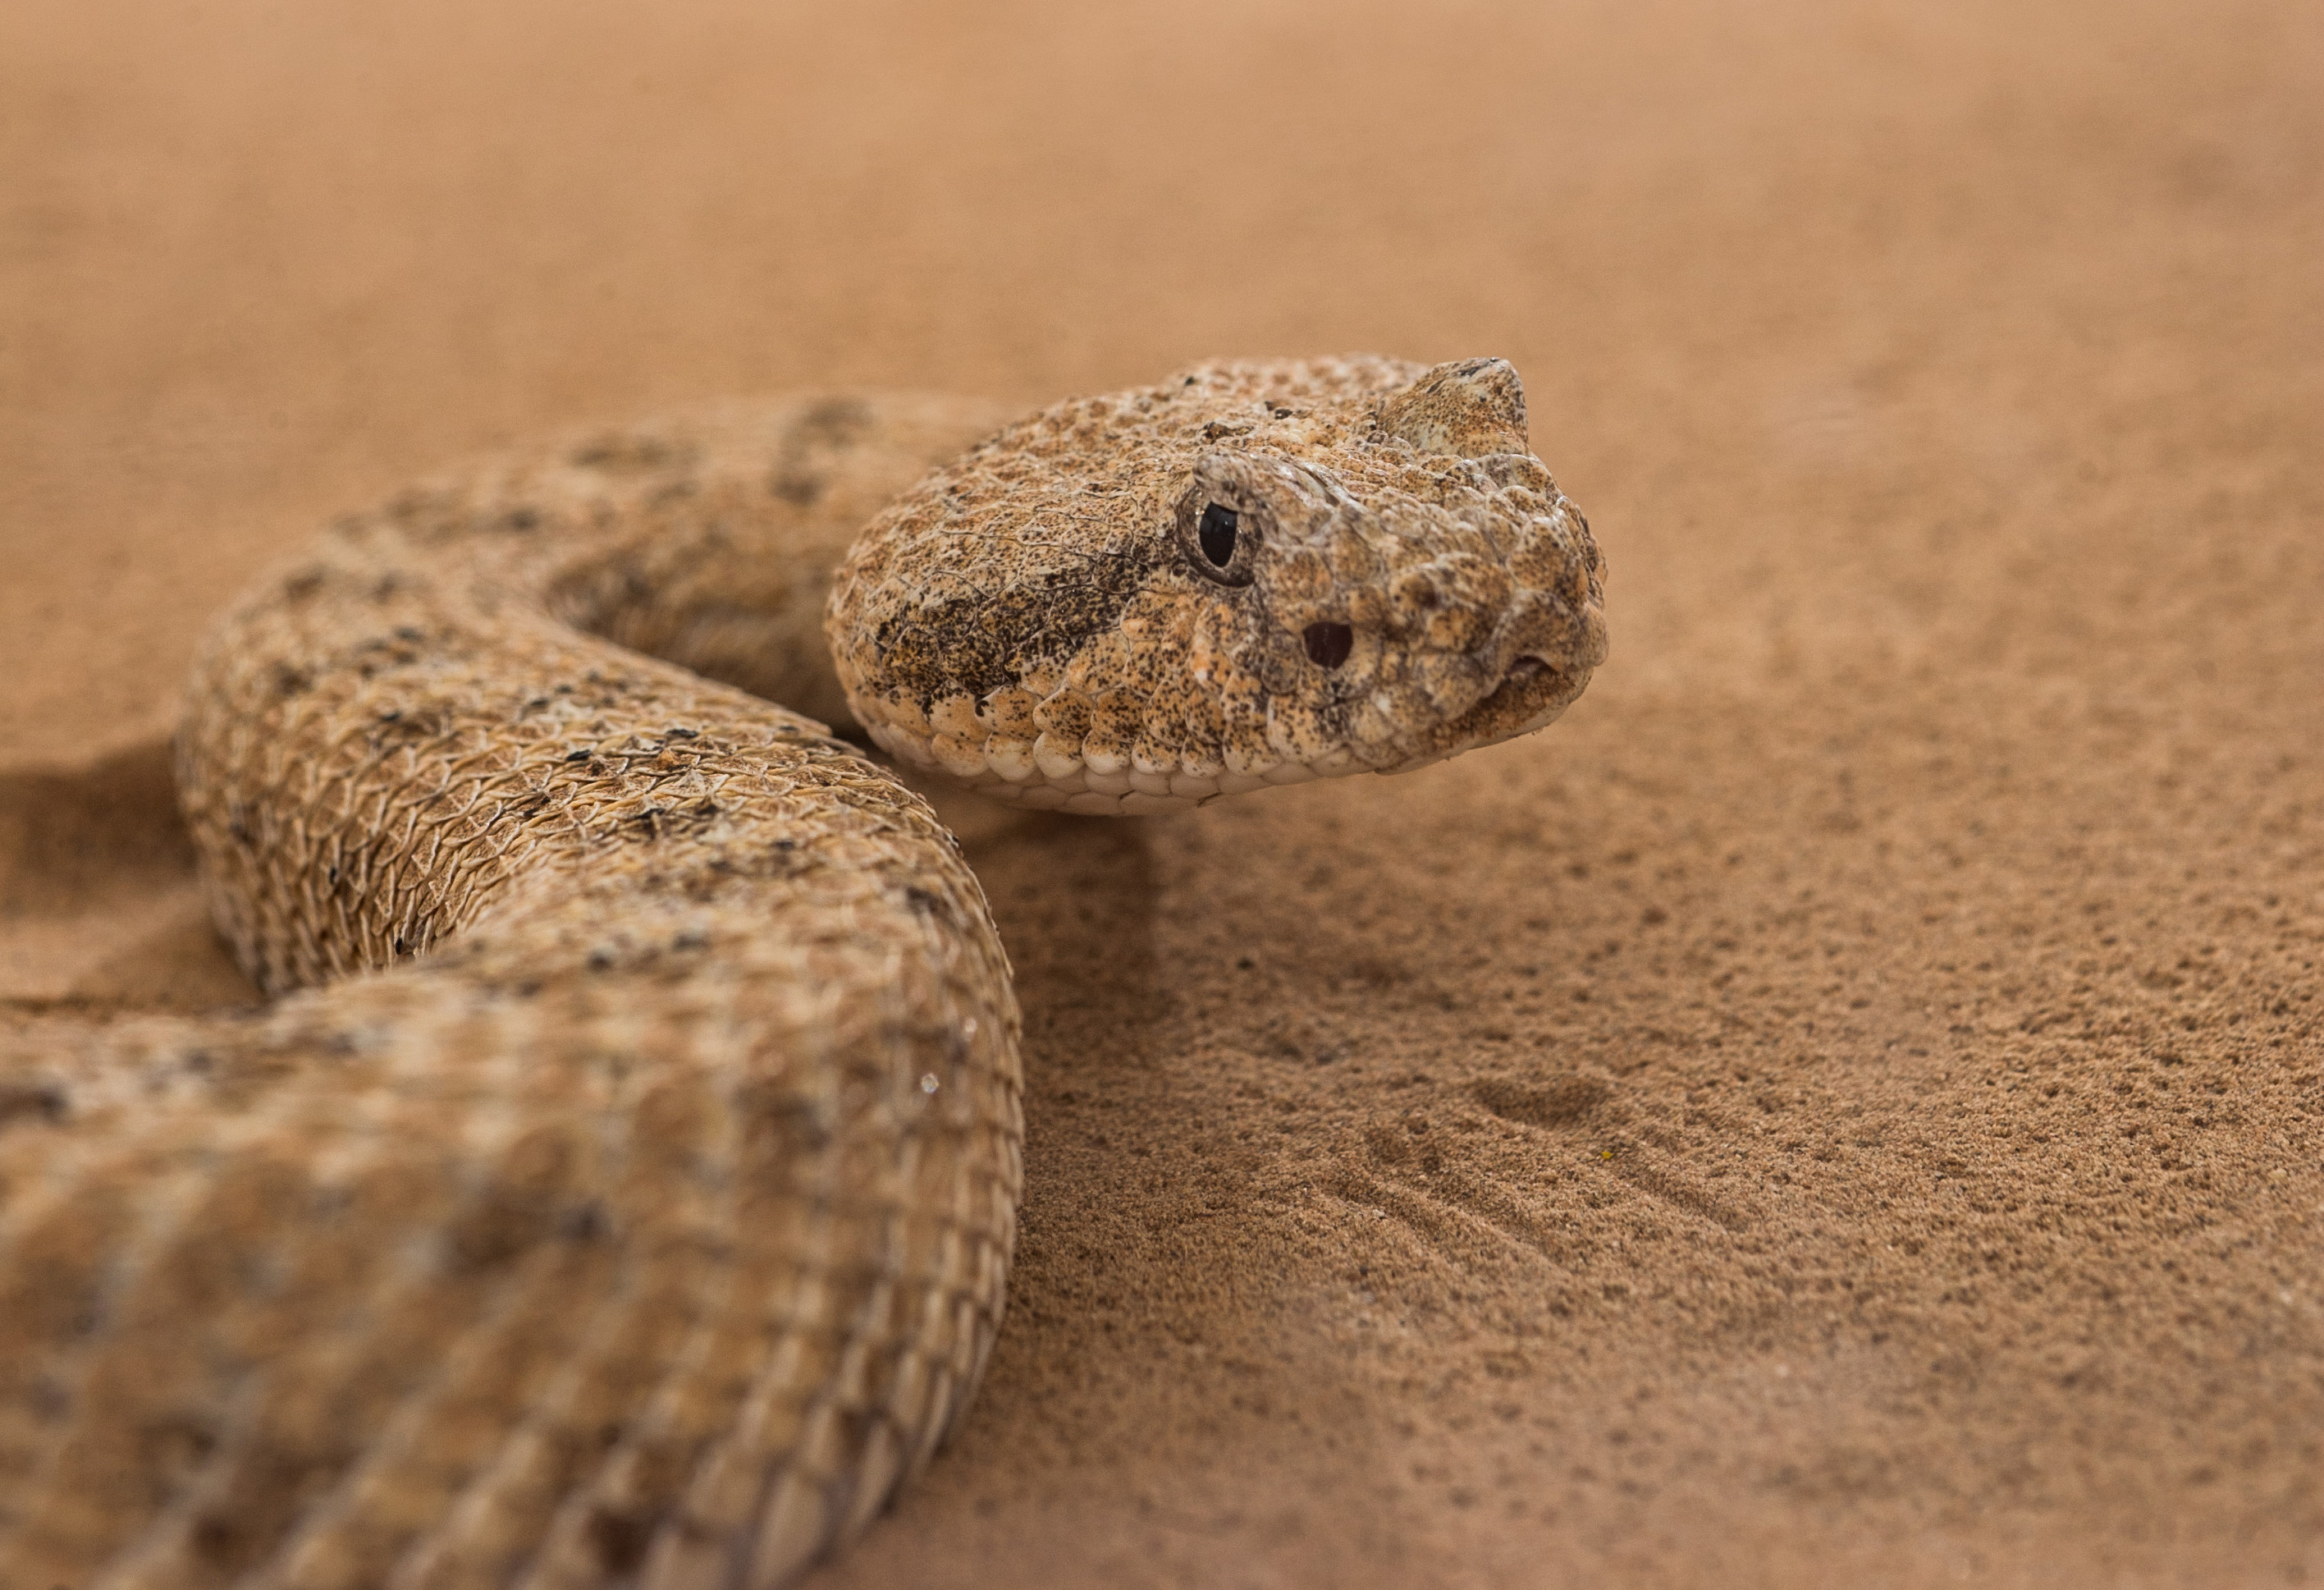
[0,355,1603,1588]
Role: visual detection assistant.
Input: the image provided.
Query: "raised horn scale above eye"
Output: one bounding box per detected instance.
[1378,356,1531,459]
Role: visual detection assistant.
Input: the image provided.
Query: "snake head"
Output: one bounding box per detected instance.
[828,355,1607,813]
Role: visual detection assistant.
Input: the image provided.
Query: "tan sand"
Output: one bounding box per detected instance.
[2,0,2318,1583]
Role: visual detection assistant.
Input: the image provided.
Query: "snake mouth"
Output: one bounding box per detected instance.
[1382,653,1583,774]
[1452,653,1572,739]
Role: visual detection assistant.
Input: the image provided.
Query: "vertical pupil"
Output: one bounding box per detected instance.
[1197,503,1239,566]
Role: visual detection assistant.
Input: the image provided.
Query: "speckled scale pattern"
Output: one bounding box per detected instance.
[828,355,1607,816]
[0,397,1023,1589]
[0,359,1603,1588]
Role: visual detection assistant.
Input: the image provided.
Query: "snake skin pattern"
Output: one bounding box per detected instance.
[0,357,1603,1588]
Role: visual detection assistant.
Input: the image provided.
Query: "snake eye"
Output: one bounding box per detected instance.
[1197,504,1239,566]
[1177,485,1257,587]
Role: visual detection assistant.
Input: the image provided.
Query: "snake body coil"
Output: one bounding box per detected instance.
[0,358,1603,1588]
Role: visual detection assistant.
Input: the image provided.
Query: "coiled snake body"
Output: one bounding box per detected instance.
[0,356,1605,1588]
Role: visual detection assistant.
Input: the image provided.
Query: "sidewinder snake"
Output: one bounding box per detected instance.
[0,355,1607,1588]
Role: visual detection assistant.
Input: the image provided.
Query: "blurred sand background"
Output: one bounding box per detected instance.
[2,1,2320,1584]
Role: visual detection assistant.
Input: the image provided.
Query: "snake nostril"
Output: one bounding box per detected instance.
[1303,622,1354,669]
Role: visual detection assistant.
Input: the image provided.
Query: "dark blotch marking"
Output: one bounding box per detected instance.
[904,884,959,928]
[0,1081,67,1127]
[771,396,876,504]
[588,1506,657,1574]
[796,396,873,445]
[192,1513,241,1565]
[771,469,826,506]
[872,538,1169,703]
[451,1178,565,1270]
[570,433,689,474]
[1303,621,1354,669]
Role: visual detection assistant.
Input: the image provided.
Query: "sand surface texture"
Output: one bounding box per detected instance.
[2,2,2318,1584]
